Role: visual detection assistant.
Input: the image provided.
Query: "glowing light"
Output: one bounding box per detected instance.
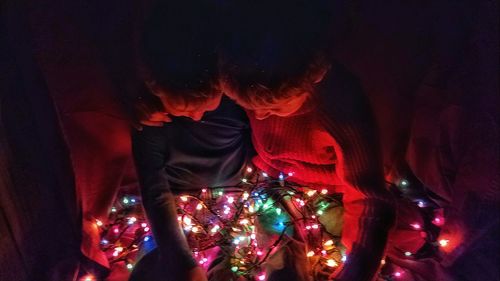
[242,178,248,183]
[180,196,188,202]
[404,251,412,256]
[410,223,421,230]
[210,225,220,233]
[183,217,192,225]
[201,188,207,193]
[326,259,338,267]
[113,228,120,234]
[196,203,203,210]
[381,259,386,265]
[96,220,103,227]
[400,179,409,187]
[258,273,266,280]
[312,224,319,229]
[100,239,109,245]
[141,223,147,228]
[323,240,334,247]
[111,207,117,212]
[227,196,235,204]
[126,263,134,270]
[231,266,238,272]
[433,216,445,226]
[394,272,402,277]
[246,167,253,173]
[287,172,294,177]
[257,250,263,256]
[307,251,315,257]
[239,219,250,225]
[122,197,129,204]
[321,189,328,195]
[341,255,347,262]
[417,201,425,208]
[144,236,151,242]
[262,172,268,177]
[243,192,249,200]
[317,210,324,215]
[127,217,137,225]
[82,275,95,281]
[192,226,199,233]
[306,190,317,197]
[439,239,450,247]
[278,173,284,180]
[275,208,282,215]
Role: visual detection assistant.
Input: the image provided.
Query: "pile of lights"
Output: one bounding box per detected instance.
[377,178,453,280]
[175,167,345,280]
[91,169,452,281]
[96,195,152,271]
[92,167,345,280]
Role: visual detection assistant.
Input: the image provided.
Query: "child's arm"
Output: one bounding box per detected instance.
[132,127,198,272]
[314,63,396,281]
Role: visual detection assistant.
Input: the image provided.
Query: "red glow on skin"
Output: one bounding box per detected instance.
[226,89,309,120]
[154,90,222,121]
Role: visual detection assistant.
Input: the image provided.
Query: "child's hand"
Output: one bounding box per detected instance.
[133,94,172,130]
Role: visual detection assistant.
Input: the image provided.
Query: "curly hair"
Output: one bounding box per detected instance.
[219,0,334,104]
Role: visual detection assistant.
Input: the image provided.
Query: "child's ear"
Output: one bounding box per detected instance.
[313,64,331,84]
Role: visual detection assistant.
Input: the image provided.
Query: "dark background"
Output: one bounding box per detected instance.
[1,0,498,280]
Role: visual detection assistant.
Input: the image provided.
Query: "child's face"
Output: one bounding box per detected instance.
[148,82,222,121]
[226,90,309,120]
[156,93,222,121]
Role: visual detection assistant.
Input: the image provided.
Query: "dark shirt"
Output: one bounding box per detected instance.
[131,96,253,278]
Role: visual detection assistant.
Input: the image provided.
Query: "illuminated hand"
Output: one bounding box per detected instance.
[133,95,172,129]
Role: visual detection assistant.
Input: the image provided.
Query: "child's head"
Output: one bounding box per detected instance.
[219,0,333,119]
[140,1,221,120]
[220,57,329,120]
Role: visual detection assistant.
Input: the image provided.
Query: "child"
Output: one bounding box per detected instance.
[129,1,253,281]
[219,1,395,280]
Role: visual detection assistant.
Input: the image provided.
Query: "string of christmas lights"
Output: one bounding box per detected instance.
[84,168,451,281]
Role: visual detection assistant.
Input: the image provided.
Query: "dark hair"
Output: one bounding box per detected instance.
[219,0,334,104]
[140,1,220,100]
